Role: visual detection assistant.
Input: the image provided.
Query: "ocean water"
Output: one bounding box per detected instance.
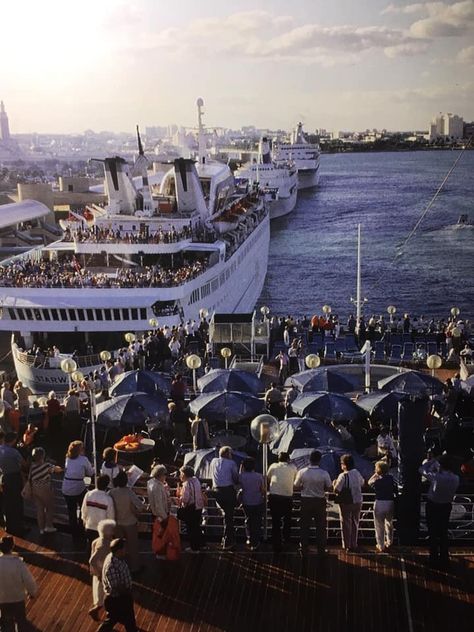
[258,150,474,320]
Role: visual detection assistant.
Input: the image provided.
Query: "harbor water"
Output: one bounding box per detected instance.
[258,150,474,319]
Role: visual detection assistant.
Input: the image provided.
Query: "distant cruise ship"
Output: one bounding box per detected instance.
[274,122,321,190]
[0,105,270,392]
[235,137,298,220]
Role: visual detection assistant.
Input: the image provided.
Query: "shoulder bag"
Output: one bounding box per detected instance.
[334,472,353,505]
[21,468,33,501]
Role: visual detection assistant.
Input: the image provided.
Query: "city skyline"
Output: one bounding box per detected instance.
[2,0,473,134]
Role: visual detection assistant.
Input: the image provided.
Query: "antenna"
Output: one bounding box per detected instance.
[136,125,144,156]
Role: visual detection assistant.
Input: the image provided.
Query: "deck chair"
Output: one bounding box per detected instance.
[324,342,337,360]
[388,344,402,365]
[373,340,385,362]
[401,342,414,362]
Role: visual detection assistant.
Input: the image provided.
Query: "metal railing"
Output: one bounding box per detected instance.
[24,475,474,545]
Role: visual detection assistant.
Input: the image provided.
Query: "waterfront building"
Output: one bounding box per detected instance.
[429,112,464,141]
[0,101,10,141]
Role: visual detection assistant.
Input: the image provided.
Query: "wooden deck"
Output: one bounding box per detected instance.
[4,529,473,632]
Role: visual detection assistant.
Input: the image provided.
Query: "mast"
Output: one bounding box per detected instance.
[356,223,361,325]
[196,97,206,165]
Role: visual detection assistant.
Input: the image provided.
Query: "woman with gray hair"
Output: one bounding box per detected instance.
[29,447,62,534]
[88,518,116,621]
[147,464,171,523]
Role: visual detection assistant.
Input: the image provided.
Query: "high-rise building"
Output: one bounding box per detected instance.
[429,112,464,141]
[0,101,11,141]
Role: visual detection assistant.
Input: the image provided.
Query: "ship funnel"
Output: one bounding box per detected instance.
[258,136,272,165]
[103,157,139,214]
[173,158,209,218]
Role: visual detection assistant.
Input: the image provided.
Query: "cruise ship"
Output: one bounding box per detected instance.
[235,137,298,220]
[273,122,321,190]
[0,111,270,392]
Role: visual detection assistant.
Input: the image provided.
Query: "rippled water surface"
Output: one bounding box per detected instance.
[258,150,474,319]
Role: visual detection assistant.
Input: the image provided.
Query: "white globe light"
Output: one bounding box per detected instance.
[221,347,232,359]
[199,308,209,319]
[260,306,270,316]
[426,354,442,370]
[387,305,396,315]
[125,332,135,344]
[250,414,279,444]
[100,350,111,362]
[322,304,331,315]
[149,318,158,328]
[71,370,84,384]
[61,358,77,374]
[186,354,202,370]
[305,354,321,369]
[450,307,460,317]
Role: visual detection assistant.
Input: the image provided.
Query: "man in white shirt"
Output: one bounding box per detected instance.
[267,453,297,552]
[0,536,37,630]
[81,475,115,548]
[294,450,332,555]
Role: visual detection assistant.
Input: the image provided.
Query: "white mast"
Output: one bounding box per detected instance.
[356,223,362,325]
[196,97,206,165]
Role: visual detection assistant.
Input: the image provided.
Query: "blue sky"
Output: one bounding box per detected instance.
[2,0,473,133]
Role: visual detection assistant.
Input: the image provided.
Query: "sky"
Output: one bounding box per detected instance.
[1,0,473,133]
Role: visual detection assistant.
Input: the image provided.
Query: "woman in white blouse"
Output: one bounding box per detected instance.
[61,440,94,536]
[333,453,365,552]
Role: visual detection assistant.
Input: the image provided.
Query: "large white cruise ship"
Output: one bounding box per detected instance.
[235,137,298,220]
[273,122,321,190]
[0,123,270,392]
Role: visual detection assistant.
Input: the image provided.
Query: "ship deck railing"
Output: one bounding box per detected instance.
[23,478,474,545]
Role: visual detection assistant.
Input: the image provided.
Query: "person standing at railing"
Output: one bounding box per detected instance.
[209,446,240,551]
[368,461,397,553]
[333,454,365,553]
[419,454,459,568]
[267,453,297,553]
[62,440,94,539]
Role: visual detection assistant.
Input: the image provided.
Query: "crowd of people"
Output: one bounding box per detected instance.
[65,224,194,245]
[0,257,208,289]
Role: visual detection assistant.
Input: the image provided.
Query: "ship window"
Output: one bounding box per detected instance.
[140,308,147,320]
[59,309,68,320]
[104,309,112,321]
[43,310,51,321]
[86,309,94,320]
[96,310,103,321]
[77,309,85,321]
[25,308,33,320]
[114,309,121,320]
[211,278,219,292]
[67,310,76,321]
[122,309,130,320]
[131,308,138,320]
[51,309,59,321]
[34,310,43,321]
[8,308,17,320]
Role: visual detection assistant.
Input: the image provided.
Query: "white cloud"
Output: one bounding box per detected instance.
[409,1,474,38]
[382,3,426,15]
[149,12,425,65]
[457,44,474,62]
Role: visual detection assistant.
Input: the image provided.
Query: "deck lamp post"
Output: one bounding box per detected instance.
[250,414,279,540]
[72,369,97,484]
[148,318,158,331]
[260,305,270,321]
[60,357,77,390]
[305,353,321,369]
[124,332,135,345]
[186,354,202,393]
[199,308,209,320]
[426,354,442,378]
[221,347,232,369]
[387,305,396,324]
[450,307,460,319]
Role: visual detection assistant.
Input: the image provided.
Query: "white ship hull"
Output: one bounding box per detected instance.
[9,215,270,393]
[268,186,298,219]
[297,167,320,190]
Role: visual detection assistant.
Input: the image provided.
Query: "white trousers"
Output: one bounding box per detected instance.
[374,500,394,548]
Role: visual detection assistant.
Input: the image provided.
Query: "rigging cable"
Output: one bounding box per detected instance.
[368,138,472,293]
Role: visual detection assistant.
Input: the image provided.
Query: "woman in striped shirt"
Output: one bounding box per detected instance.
[29,447,62,534]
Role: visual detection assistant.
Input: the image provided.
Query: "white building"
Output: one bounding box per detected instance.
[429,112,464,141]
